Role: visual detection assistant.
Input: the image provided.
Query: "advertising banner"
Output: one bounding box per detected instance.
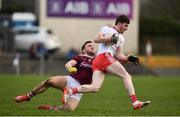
[47,0,133,19]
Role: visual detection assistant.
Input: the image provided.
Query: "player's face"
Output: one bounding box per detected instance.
[118,23,129,34]
[84,43,95,56]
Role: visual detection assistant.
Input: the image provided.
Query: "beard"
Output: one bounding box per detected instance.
[87,51,95,56]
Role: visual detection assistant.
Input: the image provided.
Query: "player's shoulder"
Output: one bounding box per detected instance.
[100,26,115,35]
[75,54,87,59]
[78,54,94,59]
[73,54,83,58]
[71,54,84,62]
[101,25,113,30]
[71,54,81,60]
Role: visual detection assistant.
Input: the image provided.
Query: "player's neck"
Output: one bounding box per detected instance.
[83,53,94,58]
[113,26,122,34]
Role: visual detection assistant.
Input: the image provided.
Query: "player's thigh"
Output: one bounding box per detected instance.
[65,97,80,111]
[106,61,130,78]
[91,70,105,88]
[48,76,67,90]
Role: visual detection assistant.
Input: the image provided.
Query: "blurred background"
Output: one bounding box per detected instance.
[0,0,179,76]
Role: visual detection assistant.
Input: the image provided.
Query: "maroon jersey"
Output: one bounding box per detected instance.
[70,54,94,85]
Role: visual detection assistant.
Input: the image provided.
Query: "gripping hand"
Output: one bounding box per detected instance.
[127,55,139,65]
[68,67,77,73]
[111,33,119,44]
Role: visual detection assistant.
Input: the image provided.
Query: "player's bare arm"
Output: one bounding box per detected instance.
[94,33,112,43]
[114,47,128,64]
[114,47,139,65]
[65,60,78,73]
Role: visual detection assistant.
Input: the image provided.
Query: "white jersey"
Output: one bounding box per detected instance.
[97,26,125,56]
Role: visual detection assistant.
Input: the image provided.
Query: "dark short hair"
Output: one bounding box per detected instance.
[115,15,130,25]
[81,41,92,53]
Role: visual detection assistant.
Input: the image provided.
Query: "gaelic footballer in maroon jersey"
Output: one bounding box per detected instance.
[14,41,96,111]
[70,55,94,85]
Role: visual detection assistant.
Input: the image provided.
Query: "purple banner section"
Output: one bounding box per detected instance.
[47,0,133,19]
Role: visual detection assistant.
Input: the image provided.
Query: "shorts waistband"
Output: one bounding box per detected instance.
[97,52,112,56]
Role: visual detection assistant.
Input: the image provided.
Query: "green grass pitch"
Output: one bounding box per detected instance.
[0,74,180,116]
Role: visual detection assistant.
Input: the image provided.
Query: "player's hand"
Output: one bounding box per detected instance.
[111,33,119,44]
[127,55,139,65]
[68,67,77,73]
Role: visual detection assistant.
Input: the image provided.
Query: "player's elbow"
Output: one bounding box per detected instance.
[94,35,104,43]
[65,62,71,71]
[94,38,99,43]
[64,64,68,69]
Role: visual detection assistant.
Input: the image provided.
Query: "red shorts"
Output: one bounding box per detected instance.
[93,52,116,72]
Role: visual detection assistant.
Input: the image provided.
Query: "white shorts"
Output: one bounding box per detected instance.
[65,76,83,101]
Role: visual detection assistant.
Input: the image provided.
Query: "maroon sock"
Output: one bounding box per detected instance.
[130,95,137,103]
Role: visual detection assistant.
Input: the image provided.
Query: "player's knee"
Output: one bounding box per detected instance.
[116,72,125,78]
[123,73,132,80]
[44,77,55,86]
[126,74,132,79]
[43,79,50,86]
[49,77,58,86]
